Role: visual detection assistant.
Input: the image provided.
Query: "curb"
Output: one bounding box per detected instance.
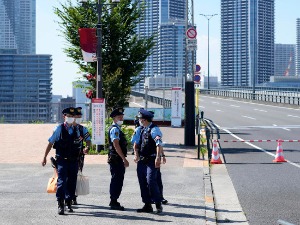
[203,152,217,225]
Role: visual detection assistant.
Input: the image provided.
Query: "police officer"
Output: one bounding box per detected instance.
[131,111,168,205]
[108,107,129,211]
[135,109,163,213]
[72,107,91,205]
[41,107,81,215]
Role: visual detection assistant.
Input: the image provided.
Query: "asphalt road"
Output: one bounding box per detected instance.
[200,96,300,225]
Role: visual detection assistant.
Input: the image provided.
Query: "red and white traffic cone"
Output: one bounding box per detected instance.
[273,139,287,163]
[210,140,222,164]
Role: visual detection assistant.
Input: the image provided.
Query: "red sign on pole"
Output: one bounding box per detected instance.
[78,28,97,62]
[186,28,197,39]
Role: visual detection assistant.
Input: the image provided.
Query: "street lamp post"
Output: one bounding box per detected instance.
[80,0,120,151]
[80,0,120,98]
[199,14,217,90]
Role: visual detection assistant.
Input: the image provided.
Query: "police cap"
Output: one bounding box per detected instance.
[62,107,75,115]
[137,109,154,119]
[74,107,82,116]
[110,107,124,118]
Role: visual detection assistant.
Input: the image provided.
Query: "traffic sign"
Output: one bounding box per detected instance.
[195,64,201,72]
[194,84,201,89]
[186,39,197,51]
[186,28,197,39]
[194,74,201,83]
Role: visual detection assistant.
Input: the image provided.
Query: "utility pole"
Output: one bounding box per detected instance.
[184,0,195,146]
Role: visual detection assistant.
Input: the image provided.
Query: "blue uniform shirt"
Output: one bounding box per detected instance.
[131,123,163,146]
[74,125,91,141]
[48,123,91,144]
[110,123,122,142]
[48,123,74,144]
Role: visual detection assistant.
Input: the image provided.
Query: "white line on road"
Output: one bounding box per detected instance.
[254,109,267,112]
[230,105,240,108]
[216,110,223,112]
[212,102,220,104]
[288,115,300,119]
[221,127,300,169]
[242,116,256,120]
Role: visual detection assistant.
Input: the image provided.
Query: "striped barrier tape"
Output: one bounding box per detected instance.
[223,140,300,142]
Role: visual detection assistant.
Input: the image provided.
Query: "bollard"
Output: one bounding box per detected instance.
[205,128,211,160]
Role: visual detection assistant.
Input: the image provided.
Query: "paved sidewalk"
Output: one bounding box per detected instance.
[0,124,216,225]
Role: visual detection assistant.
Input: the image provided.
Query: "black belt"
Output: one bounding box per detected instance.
[56,156,78,161]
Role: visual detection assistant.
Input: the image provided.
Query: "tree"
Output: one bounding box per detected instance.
[54,0,154,110]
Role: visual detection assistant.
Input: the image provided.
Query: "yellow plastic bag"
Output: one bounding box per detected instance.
[47,169,58,193]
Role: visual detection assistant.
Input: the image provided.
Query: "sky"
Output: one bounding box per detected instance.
[36,0,300,97]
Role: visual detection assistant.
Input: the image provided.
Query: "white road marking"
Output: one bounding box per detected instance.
[254,109,267,112]
[288,115,300,119]
[230,105,240,108]
[242,116,256,120]
[219,126,300,169]
[216,110,223,112]
[212,102,220,104]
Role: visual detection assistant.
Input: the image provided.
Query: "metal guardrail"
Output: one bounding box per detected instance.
[201,89,300,105]
[132,88,300,106]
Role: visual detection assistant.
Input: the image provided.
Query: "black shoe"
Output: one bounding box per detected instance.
[58,200,65,215]
[65,200,74,212]
[110,201,125,211]
[162,199,168,205]
[72,197,78,205]
[137,204,153,213]
[156,203,163,214]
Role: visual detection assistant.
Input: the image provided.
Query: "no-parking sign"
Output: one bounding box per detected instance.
[186,28,197,39]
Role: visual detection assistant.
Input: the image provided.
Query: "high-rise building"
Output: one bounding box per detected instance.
[0,0,52,123]
[0,0,36,54]
[296,18,300,76]
[133,0,187,91]
[274,44,296,77]
[221,0,274,86]
[72,81,91,121]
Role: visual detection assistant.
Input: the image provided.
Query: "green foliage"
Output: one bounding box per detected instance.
[84,120,134,155]
[30,120,45,124]
[0,116,5,123]
[54,0,154,111]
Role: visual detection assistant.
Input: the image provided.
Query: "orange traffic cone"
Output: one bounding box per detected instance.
[273,139,287,163]
[210,140,222,164]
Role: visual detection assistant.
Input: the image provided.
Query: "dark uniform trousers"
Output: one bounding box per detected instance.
[157,169,163,197]
[56,158,79,201]
[109,160,125,200]
[137,159,162,203]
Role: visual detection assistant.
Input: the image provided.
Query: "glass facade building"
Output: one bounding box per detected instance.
[274,44,296,77]
[0,0,36,54]
[296,18,300,76]
[0,0,52,123]
[221,0,274,86]
[134,0,187,91]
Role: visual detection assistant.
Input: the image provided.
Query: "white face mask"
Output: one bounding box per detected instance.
[65,116,74,124]
[139,120,144,127]
[116,120,123,126]
[75,118,82,124]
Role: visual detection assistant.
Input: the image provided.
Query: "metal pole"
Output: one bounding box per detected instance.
[207,18,210,90]
[199,14,218,90]
[96,1,103,98]
[96,1,103,152]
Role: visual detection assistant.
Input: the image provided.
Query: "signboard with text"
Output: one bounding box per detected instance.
[171,87,182,127]
[91,98,106,145]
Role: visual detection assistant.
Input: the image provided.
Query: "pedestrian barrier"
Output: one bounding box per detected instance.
[210,140,223,164]
[273,140,287,163]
